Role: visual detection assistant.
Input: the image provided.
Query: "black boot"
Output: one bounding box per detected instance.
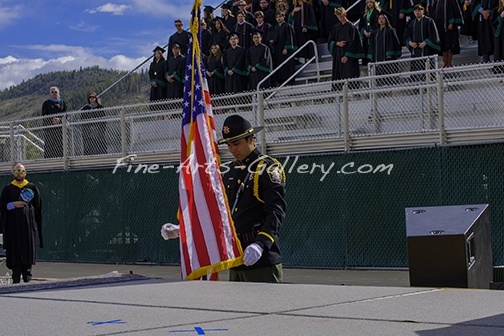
[22,266,32,283]
[12,267,22,284]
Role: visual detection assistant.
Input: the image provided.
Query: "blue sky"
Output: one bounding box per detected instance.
[0,0,222,90]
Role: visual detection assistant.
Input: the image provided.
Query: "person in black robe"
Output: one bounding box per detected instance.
[254,10,274,42]
[259,0,277,25]
[203,5,215,32]
[42,86,67,158]
[460,0,478,42]
[168,20,190,60]
[0,163,43,284]
[165,44,186,99]
[247,30,274,89]
[269,11,297,86]
[319,0,344,41]
[212,18,230,50]
[223,32,248,93]
[379,0,413,46]
[328,7,364,90]
[359,0,381,66]
[205,43,226,95]
[288,0,319,60]
[221,4,237,31]
[201,20,213,56]
[404,4,440,81]
[367,13,402,86]
[235,0,257,24]
[491,0,504,66]
[81,92,106,155]
[149,46,167,105]
[473,0,499,62]
[430,0,464,67]
[232,11,255,50]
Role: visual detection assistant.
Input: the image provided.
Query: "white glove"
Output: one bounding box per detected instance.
[161,223,180,240]
[243,243,264,266]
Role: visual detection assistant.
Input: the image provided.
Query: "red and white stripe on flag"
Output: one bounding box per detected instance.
[178,0,243,280]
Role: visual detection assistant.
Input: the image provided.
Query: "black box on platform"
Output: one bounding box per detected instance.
[405,204,492,289]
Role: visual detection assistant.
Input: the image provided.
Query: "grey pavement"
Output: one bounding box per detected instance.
[2,262,504,335]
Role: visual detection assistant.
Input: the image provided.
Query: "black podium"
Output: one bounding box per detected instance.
[405,204,492,289]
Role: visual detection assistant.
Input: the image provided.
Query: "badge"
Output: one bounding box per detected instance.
[268,167,282,184]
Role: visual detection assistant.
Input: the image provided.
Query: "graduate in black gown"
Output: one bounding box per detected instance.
[404,4,440,81]
[212,18,230,51]
[367,13,402,62]
[367,13,402,85]
[319,0,344,41]
[149,46,167,104]
[491,0,504,66]
[205,43,226,95]
[473,0,499,62]
[221,3,237,31]
[254,10,274,42]
[359,0,381,66]
[232,10,255,50]
[165,43,186,99]
[247,30,274,89]
[168,20,190,60]
[288,0,319,60]
[42,86,67,158]
[269,11,297,86]
[223,31,248,93]
[201,20,213,56]
[0,163,43,284]
[430,0,463,67]
[81,92,107,155]
[328,7,364,89]
[378,0,414,46]
[259,0,277,25]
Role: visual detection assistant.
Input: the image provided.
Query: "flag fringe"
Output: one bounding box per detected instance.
[185,256,244,280]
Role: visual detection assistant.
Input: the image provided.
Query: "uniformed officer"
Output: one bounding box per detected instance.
[218,114,286,283]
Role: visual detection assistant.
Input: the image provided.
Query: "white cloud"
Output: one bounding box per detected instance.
[87,3,131,16]
[131,0,192,19]
[0,48,146,91]
[0,4,23,29]
[69,22,98,32]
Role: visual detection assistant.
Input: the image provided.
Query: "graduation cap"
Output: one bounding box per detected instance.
[251,29,264,37]
[152,46,165,53]
[213,16,224,22]
[221,2,232,9]
[204,5,214,13]
[228,31,240,39]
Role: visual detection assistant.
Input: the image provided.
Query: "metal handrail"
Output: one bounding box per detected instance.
[257,40,320,100]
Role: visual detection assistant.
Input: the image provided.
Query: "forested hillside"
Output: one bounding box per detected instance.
[0,66,151,121]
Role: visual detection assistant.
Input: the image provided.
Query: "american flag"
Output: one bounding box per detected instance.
[178,0,243,280]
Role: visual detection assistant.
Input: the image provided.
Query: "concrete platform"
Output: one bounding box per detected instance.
[1,262,504,335]
[2,279,504,335]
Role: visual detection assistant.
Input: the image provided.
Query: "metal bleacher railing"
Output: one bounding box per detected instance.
[0,59,503,172]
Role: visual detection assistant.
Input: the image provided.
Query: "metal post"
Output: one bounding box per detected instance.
[9,122,15,168]
[426,59,434,130]
[258,92,266,154]
[437,71,445,144]
[62,115,68,170]
[343,82,350,152]
[121,109,127,157]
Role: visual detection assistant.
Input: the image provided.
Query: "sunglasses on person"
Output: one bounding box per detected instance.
[51,91,59,93]
[89,96,97,98]
[13,169,25,174]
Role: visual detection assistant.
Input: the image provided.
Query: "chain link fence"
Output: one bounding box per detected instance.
[2,142,501,268]
[1,61,503,167]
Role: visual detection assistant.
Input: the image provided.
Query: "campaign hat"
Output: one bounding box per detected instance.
[218,114,264,144]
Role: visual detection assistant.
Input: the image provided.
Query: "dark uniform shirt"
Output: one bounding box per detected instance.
[223,148,286,270]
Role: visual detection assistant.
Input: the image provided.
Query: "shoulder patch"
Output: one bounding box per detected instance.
[268,166,283,184]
